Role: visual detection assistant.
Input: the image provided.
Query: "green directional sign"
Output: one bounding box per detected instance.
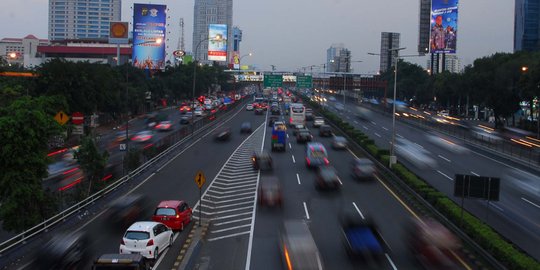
[296,75,313,88]
[264,74,283,87]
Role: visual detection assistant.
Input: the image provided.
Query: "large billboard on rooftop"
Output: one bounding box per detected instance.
[430,0,458,54]
[132,3,167,69]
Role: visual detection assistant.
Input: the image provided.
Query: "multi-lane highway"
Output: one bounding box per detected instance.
[324,98,540,261]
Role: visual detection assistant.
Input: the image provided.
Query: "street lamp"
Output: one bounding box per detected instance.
[239,52,253,66]
[388,47,406,167]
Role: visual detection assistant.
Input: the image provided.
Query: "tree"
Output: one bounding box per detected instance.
[0,96,63,232]
[75,136,109,197]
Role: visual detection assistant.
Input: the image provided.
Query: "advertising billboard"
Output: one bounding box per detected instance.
[208,24,228,61]
[132,4,167,69]
[430,0,458,54]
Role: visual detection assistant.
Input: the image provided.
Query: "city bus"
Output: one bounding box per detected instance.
[289,103,306,127]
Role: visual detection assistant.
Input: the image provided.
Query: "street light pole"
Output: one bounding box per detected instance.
[191,38,208,138]
[388,47,406,168]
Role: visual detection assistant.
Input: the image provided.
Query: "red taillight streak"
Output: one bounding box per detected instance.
[62,167,79,175]
[306,158,311,165]
[324,158,329,164]
[58,177,83,191]
[47,148,68,157]
[101,174,113,182]
[143,143,154,149]
[147,239,154,246]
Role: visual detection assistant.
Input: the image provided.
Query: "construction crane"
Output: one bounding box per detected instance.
[177,18,185,51]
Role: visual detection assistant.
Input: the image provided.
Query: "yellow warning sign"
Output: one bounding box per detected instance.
[54,111,69,125]
[195,171,206,189]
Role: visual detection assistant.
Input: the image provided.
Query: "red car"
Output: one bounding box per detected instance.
[151,200,192,231]
[179,105,191,114]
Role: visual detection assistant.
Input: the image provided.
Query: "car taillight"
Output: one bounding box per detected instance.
[324,158,329,164]
[306,158,311,165]
[176,214,180,219]
[121,239,125,245]
[147,239,154,246]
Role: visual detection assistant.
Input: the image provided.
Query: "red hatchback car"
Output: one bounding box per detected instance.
[151,200,192,231]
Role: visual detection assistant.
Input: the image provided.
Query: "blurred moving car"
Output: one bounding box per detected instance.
[395,138,437,169]
[268,116,278,127]
[106,194,149,228]
[425,131,469,154]
[154,121,173,132]
[214,126,232,141]
[271,106,281,115]
[258,176,283,207]
[315,165,341,190]
[180,112,193,124]
[30,231,91,270]
[332,136,347,149]
[271,121,288,151]
[255,107,264,115]
[319,125,332,137]
[504,168,540,199]
[119,221,173,260]
[246,104,254,111]
[305,108,314,121]
[114,130,133,143]
[241,122,252,133]
[470,126,502,144]
[151,200,192,231]
[351,158,376,180]
[279,220,324,270]
[292,124,306,135]
[252,151,273,170]
[341,214,388,263]
[194,108,204,117]
[305,142,329,168]
[131,130,154,143]
[405,218,461,269]
[356,106,373,121]
[296,129,313,143]
[92,254,149,270]
[313,117,325,128]
[179,105,191,114]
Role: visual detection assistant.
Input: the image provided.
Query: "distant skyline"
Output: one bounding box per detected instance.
[1,0,514,73]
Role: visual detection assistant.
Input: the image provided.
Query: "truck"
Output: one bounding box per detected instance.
[340,214,389,263]
[271,121,287,152]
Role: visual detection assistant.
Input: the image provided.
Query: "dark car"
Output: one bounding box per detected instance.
[315,165,341,190]
[292,124,306,135]
[305,109,314,121]
[214,126,232,141]
[341,214,388,263]
[305,142,329,168]
[271,106,280,115]
[252,151,273,170]
[319,125,332,137]
[30,231,91,270]
[106,194,149,228]
[255,107,264,115]
[351,158,376,180]
[241,122,252,133]
[296,129,313,143]
[258,176,282,207]
[268,116,278,127]
[180,112,193,124]
[92,254,150,270]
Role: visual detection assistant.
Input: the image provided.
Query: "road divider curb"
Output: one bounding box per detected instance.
[175,221,210,270]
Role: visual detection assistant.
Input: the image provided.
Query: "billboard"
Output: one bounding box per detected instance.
[430,0,458,54]
[208,24,228,61]
[132,4,167,69]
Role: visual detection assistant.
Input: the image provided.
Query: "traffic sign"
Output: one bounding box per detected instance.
[72,125,84,135]
[72,112,84,125]
[296,75,313,88]
[119,143,127,151]
[264,74,283,87]
[195,171,206,189]
[54,111,69,125]
[173,50,185,57]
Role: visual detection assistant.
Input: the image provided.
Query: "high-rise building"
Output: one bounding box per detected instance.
[48,0,121,41]
[232,26,242,52]
[514,0,540,52]
[335,48,351,73]
[380,32,401,73]
[418,0,431,54]
[427,54,462,73]
[326,43,344,72]
[192,0,233,64]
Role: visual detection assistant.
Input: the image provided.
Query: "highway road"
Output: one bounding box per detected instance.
[324,98,540,260]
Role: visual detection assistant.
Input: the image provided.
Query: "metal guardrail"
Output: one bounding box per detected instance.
[0,98,248,257]
[307,100,507,270]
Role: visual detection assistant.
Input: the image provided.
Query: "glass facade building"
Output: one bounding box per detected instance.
[515,0,540,52]
[192,0,233,64]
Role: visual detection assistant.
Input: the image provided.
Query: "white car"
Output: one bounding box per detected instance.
[194,108,204,117]
[246,104,254,111]
[119,221,173,260]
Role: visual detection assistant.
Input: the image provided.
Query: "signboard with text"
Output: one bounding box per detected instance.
[132,3,167,70]
[264,75,283,87]
[208,24,228,61]
[430,0,458,54]
[296,75,313,88]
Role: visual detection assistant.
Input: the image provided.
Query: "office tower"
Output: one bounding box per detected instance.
[514,0,540,51]
[232,26,242,52]
[192,0,233,64]
[418,0,431,54]
[380,32,401,73]
[427,54,462,73]
[48,0,121,41]
[326,43,344,72]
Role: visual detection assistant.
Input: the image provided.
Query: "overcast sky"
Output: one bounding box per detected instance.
[1,0,514,73]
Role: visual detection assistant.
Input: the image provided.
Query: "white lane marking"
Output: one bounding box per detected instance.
[362,125,369,130]
[337,177,343,185]
[297,173,301,185]
[374,133,381,138]
[205,192,255,200]
[382,127,389,131]
[212,183,257,191]
[437,170,453,181]
[214,201,253,209]
[414,143,424,149]
[211,224,251,233]
[207,196,255,204]
[385,253,398,270]
[289,142,292,149]
[209,231,250,242]
[207,187,255,195]
[438,155,451,162]
[471,171,480,176]
[522,197,540,209]
[488,201,504,212]
[286,134,289,138]
[371,121,377,125]
[397,134,404,138]
[353,120,358,124]
[292,155,296,163]
[214,217,253,226]
[352,202,365,219]
[303,202,310,220]
[211,212,251,221]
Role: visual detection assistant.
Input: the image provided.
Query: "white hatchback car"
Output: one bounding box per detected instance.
[119,221,173,260]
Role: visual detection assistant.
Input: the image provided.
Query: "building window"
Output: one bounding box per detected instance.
[77,11,87,15]
[54,10,66,14]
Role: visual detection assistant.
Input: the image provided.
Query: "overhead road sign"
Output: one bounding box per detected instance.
[296,75,313,88]
[264,74,283,87]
